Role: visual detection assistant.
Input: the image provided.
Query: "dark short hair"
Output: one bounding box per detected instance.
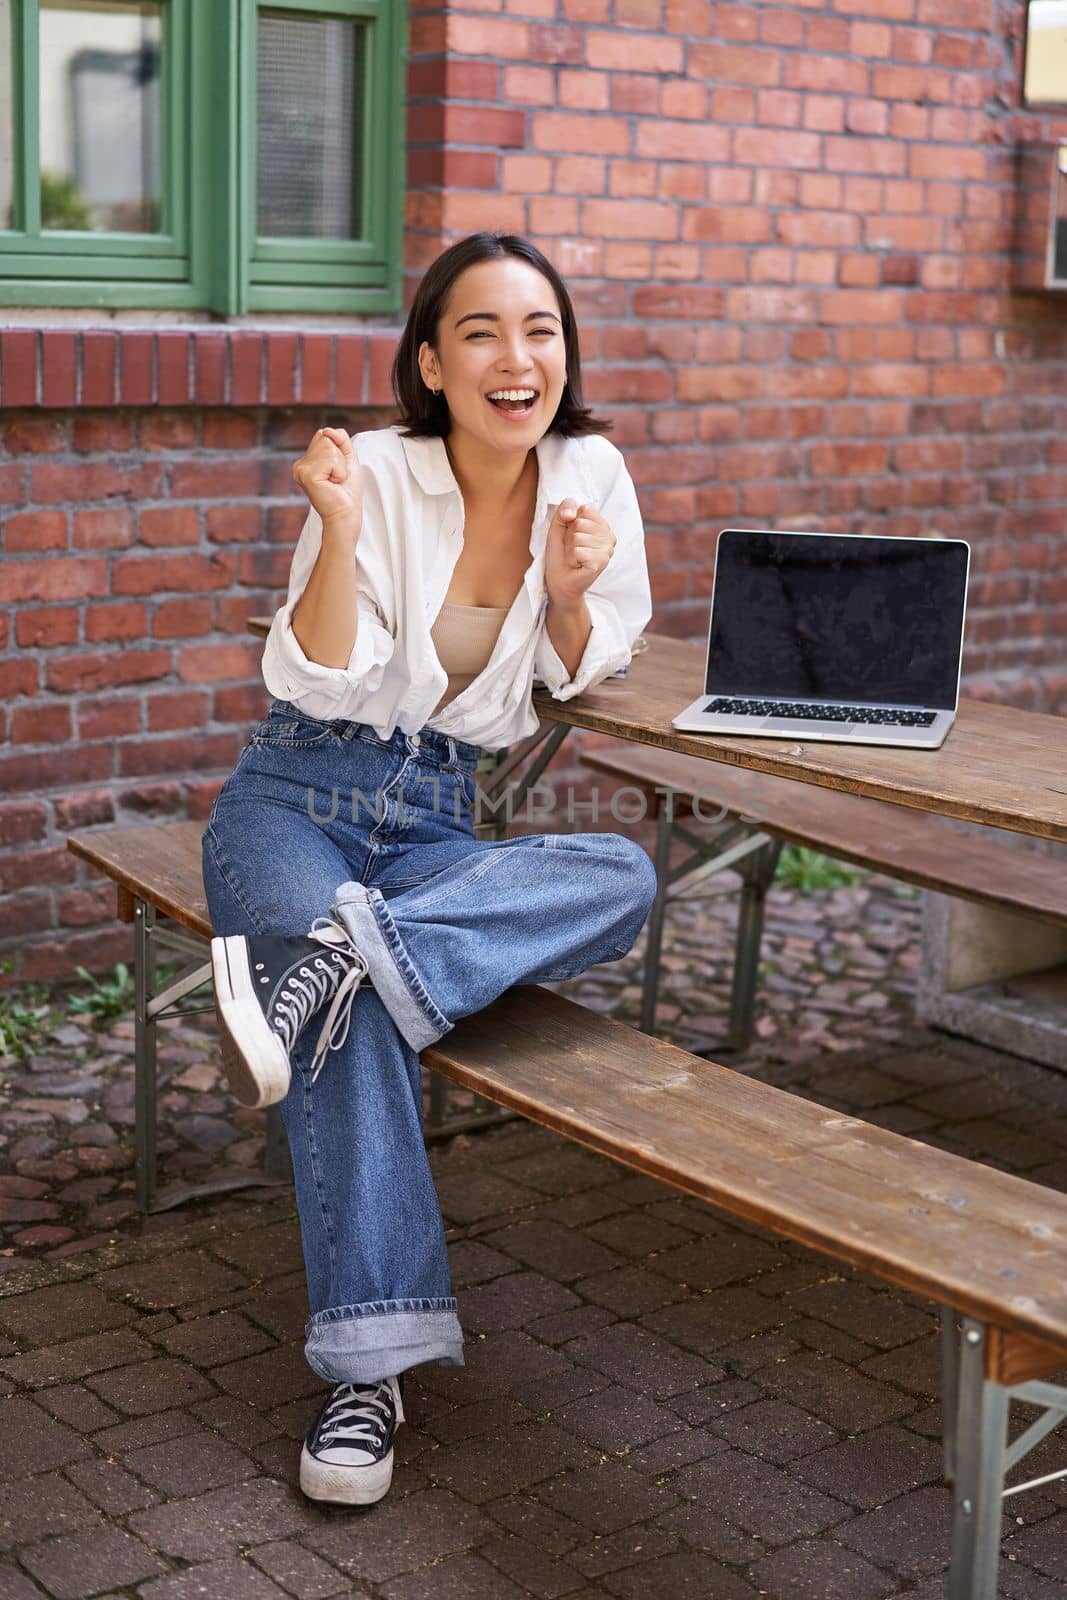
[391,232,611,439]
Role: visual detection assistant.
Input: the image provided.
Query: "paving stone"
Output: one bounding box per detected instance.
[212,1223,306,1279]
[860,1336,941,1398]
[526,1305,617,1347]
[1001,1512,1067,1580]
[157,1310,277,1368]
[250,1539,352,1599]
[125,1432,259,1496]
[641,1286,790,1356]
[239,1285,310,1343]
[94,1251,247,1310]
[582,1211,694,1260]
[379,1550,529,1600]
[834,1485,952,1579]
[666,1378,762,1426]
[0,1562,51,1599]
[566,1520,680,1579]
[31,1382,120,1433]
[305,1487,494,1583]
[65,1456,160,1514]
[710,1398,839,1466]
[553,1385,681,1453]
[422,1421,589,1504]
[86,1357,216,1415]
[563,1321,723,1399]
[649,1232,785,1291]
[601,1548,761,1597]
[746,1535,898,1599]
[654,1501,767,1565]
[460,1270,579,1333]
[0,1395,91,1480]
[446,1239,515,1288]
[755,1350,915,1433]
[537,1460,680,1535]
[129,1477,314,1561]
[627,1425,724,1475]
[138,1556,295,1600]
[0,1328,151,1388]
[480,1532,589,1598]
[0,1282,134,1345]
[483,1220,622,1282]
[789,1315,874,1365]
[92,1406,204,1454]
[434,1173,539,1226]
[419,1394,532,1447]
[190,1395,283,1448]
[19,1524,166,1598]
[578,1264,688,1319]
[497,1146,617,1197]
[791,1423,943,1509]
[484,1492,587,1557]
[787,1280,936,1351]
[0,1473,98,1551]
[673,1448,852,1547]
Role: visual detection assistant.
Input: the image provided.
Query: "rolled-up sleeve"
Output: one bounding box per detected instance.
[533,445,652,700]
[261,490,396,718]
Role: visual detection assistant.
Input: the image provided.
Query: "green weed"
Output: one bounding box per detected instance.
[0,961,59,1059]
[776,845,865,895]
[68,963,136,1023]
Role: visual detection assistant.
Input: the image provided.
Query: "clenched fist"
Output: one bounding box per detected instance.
[291,427,364,536]
[544,498,616,606]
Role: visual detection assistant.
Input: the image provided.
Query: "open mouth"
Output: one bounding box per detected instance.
[486,388,538,417]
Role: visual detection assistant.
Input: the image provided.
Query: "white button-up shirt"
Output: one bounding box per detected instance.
[261,425,652,751]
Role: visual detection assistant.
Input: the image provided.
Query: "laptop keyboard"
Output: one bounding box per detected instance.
[705,698,937,728]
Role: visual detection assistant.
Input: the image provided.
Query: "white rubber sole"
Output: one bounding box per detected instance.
[299,1442,395,1505]
[210,936,292,1109]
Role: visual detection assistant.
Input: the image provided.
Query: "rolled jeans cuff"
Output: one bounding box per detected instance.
[333,880,451,1052]
[305,1298,464,1384]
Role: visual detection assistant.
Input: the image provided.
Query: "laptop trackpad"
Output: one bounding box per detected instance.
[762,717,855,738]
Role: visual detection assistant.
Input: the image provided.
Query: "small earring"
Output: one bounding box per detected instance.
[429,382,440,396]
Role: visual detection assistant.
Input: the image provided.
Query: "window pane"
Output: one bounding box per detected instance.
[0,0,14,228]
[39,0,163,233]
[1056,148,1067,283]
[1025,1,1067,104]
[257,10,364,239]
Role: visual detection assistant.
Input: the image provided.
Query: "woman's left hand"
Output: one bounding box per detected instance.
[544,499,616,606]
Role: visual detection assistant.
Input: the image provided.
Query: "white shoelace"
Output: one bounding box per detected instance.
[307,917,369,1081]
[317,1381,393,1453]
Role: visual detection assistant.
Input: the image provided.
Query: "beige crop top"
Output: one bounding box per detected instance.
[428,601,510,717]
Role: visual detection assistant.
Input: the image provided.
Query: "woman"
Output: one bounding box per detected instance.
[202,232,656,1509]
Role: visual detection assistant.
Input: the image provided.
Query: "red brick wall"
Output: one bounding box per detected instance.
[2,0,1067,978]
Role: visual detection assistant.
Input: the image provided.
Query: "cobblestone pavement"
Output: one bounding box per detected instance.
[1,873,1066,1596]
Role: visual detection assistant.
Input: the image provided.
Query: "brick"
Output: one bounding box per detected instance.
[30,459,163,504]
[96,1250,246,1309]
[689,41,780,85]
[0,330,37,406]
[72,412,136,452]
[147,690,209,731]
[139,505,200,546]
[112,551,233,595]
[141,411,198,450]
[119,330,154,404]
[140,1560,293,1600]
[0,1329,150,1388]
[0,1397,91,1480]
[635,121,729,161]
[152,598,214,638]
[194,333,228,405]
[3,510,68,551]
[0,1281,134,1345]
[130,1477,317,1561]
[251,1541,350,1599]
[10,703,73,745]
[202,411,258,449]
[87,1358,216,1416]
[46,648,171,693]
[65,1457,158,1515]
[531,113,629,154]
[3,415,66,452]
[178,642,261,682]
[81,332,118,405]
[266,333,298,405]
[84,601,148,642]
[157,331,192,405]
[39,328,82,406]
[126,1431,258,1497]
[72,506,135,549]
[230,332,264,405]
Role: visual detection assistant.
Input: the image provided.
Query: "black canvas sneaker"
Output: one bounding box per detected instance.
[211,917,368,1108]
[300,1376,405,1505]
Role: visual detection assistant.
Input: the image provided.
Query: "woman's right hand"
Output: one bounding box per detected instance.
[291,427,364,537]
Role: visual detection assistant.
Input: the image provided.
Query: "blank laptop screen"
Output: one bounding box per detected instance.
[706,531,970,709]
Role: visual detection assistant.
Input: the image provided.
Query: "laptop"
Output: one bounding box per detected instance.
[672,529,971,749]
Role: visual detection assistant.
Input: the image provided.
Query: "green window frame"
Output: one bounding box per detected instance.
[0,0,406,312]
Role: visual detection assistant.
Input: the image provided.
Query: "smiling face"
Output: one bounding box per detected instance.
[417,256,569,459]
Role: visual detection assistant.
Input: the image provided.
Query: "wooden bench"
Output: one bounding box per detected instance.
[68,817,1067,1596]
[581,745,1067,1051]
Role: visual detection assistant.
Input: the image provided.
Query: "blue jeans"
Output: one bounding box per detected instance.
[202,702,657,1385]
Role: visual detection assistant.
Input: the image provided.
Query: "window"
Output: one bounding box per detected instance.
[1024,1,1067,108]
[0,0,406,311]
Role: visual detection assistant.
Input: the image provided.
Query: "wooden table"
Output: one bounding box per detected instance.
[247,620,1067,843]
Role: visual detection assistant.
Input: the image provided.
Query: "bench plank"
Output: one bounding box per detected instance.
[69,821,210,939]
[583,746,1067,931]
[425,986,1067,1354]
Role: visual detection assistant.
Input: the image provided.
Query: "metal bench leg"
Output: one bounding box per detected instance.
[639,800,675,1033]
[940,1305,959,1485]
[948,1319,1009,1600]
[725,837,782,1052]
[134,898,159,1212]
